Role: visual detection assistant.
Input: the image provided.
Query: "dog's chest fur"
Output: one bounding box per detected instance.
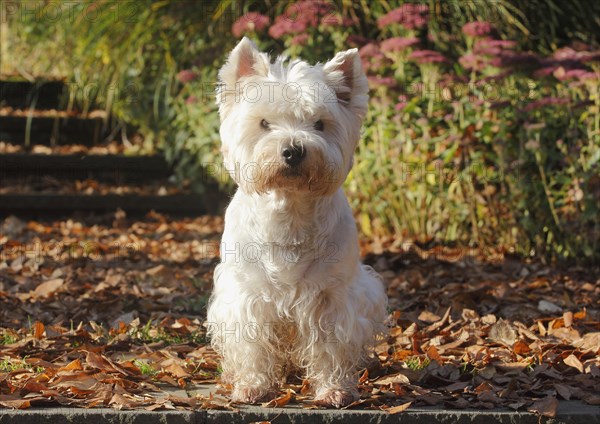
[248,193,324,281]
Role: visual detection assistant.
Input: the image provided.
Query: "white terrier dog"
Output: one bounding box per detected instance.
[206,37,387,408]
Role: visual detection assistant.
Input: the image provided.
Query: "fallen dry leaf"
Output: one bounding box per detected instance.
[512,340,531,355]
[563,354,584,373]
[528,396,559,418]
[59,359,83,372]
[33,321,45,339]
[0,395,31,409]
[554,383,572,400]
[489,319,517,346]
[32,278,64,299]
[374,373,410,386]
[263,390,293,407]
[387,401,412,414]
[573,332,600,353]
[426,345,443,363]
[418,311,440,323]
[163,362,191,379]
[563,311,573,328]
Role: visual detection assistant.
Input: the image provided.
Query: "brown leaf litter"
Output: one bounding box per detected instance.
[1,213,598,415]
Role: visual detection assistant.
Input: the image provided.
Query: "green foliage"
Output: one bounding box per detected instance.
[0,357,44,373]
[166,66,224,192]
[3,0,237,160]
[252,0,599,263]
[0,332,18,345]
[128,319,204,346]
[133,359,158,377]
[405,356,430,370]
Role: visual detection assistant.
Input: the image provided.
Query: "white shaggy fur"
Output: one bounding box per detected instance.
[206,38,387,408]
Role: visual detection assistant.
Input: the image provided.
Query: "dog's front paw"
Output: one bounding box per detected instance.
[231,386,277,404]
[314,389,358,408]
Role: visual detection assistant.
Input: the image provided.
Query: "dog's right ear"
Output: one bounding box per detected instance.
[217,37,269,112]
[323,49,369,118]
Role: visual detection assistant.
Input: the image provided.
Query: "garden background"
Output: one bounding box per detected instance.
[2,0,599,263]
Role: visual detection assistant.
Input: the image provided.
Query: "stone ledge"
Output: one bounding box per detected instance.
[0,401,598,424]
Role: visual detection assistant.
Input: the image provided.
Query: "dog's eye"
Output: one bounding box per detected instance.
[260,119,270,130]
[314,120,324,131]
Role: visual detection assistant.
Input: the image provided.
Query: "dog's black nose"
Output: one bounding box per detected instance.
[282,144,305,166]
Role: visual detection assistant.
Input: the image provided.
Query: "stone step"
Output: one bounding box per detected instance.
[0,153,171,182]
[0,114,109,146]
[0,80,64,110]
[0,80,226,216]
[0,193,213,216]
[0,398,597,424]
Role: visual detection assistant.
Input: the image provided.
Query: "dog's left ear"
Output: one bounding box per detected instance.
[218,37,269,90]
[217,37,270,115]
[323,49,368,115]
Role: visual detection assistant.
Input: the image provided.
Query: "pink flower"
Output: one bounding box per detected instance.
[395,94,408,111]
[471,37,540,70]
[321,13,356,27]
[462,21,496,38]
[552,47,586,61]
[363,58,389,73]
[359,42,382,59]
[579,51,600,63]
[359,43,388,72]
[298,0,336,22]
[290,33,309,46]
[320,13,342,26]
[470,40,527,70]
[459,53,487,71]
[367,76,397,88]
[269,0,337,38]
[269,18,307,38]
[395,102,407,111]
[377,4,429,30]
[232,12,270,38]
[546,67,598,82]
[577,71,599,81]
[381,37,419,53]
[542,47,600,68]
[473,40,517,57]
[177,70,197,84]
[534,66,559,77]
[409,49,447,64]
[553,68,587,81]
[185,95,198,105]
[523,97,570,112]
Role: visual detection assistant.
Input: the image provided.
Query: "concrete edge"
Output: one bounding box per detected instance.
[0,401,598,424]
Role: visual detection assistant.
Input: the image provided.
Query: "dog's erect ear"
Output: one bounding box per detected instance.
[217,37,269,116]
[323,49,368,113]
[218,37,269,90]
